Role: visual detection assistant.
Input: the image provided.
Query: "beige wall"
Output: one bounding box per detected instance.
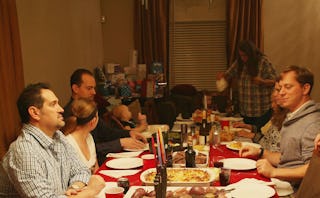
[16,0,104,105]
[16,0,320,103]
[264,0,320,102]
[101,0,134,66]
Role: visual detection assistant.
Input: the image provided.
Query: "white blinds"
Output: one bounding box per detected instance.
[169,20,227,91]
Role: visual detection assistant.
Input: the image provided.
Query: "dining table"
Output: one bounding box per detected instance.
[96,143,279,198]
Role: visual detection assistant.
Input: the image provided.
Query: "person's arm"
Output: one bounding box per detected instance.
[256,159,308,181]
[256,56,276,87]
[314,133,320,151]
[66,175,105,198]
[239,145,281,166]
[92,119,130,142]
[95,139,123,165]
[271,164,309,181]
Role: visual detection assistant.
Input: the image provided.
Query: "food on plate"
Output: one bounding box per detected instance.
[228,141,242,150]
[143,168,211,183]
[130,186,227,198]
[236,129,255,139]
[172,151,207,165]
[192,109,213,123]
[193,145,210,151]
[220,131,234,142]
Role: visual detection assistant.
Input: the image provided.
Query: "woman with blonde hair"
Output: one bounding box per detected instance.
[63,98,99,173]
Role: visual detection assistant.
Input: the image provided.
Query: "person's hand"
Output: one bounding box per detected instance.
[256,159,276,178]
[252,77,265,85]
[216,72,225,80]
[138,113,147,124]
[239,145,260,158]
[65,187,81,196]
[120,137,147,149]
[87,175,105,193]
[232,122,253,130]
[314,134,320,151]
[236,130,255,139]
[130,130,147,143]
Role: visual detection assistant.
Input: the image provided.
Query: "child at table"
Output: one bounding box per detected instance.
[109,104,148,132]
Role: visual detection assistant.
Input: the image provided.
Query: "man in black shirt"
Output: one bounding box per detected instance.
[63,69,146,165]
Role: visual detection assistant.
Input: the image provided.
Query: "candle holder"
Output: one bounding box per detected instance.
[154,164,167,198]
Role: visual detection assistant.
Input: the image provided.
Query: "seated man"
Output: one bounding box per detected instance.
[0,83,105,197]
[63,69,147,165]
[239,66,320,191]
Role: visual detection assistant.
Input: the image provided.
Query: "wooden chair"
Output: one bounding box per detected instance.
[296,150,320,198]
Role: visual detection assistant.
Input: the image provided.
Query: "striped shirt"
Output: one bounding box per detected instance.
[225,56,276,117]
[0,124,91,198]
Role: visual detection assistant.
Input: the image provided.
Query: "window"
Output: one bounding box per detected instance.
[169,0,227,91]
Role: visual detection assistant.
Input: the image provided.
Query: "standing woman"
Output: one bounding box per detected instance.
[217,40,276,141]
[63,98,99,173]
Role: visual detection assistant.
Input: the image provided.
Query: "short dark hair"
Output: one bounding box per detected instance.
[70,68,93,87]
[281,65,314,95]
[17,83,50,124]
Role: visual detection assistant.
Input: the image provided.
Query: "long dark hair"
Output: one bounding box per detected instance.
[236,40,264,77]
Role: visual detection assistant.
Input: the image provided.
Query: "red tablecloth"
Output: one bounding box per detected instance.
[96,145,278,197]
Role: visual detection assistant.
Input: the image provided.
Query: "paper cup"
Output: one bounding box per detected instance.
[105,186,124,198]
[216,78,228,92]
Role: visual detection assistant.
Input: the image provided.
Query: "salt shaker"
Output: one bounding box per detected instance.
[213,122,221,146]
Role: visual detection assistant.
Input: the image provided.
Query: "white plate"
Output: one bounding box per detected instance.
[141,154,155,160]
[140,167,216,186]
[221,158,256,170]
[106,157,143,169]
[124,186,232,198]
[123,144,149,152]
[106,151,143,158]
[226,141,261,151]
[230,183,275,198]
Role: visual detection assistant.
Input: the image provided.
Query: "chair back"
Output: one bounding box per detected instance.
[296,150,320,198]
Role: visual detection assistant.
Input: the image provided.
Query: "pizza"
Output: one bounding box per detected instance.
[143,168,211,183]
[227,141,242,150]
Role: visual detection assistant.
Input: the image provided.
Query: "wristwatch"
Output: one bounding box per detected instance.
[70,184,81,190]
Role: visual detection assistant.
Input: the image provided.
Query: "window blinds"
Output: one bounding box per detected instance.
[169,20,227,91]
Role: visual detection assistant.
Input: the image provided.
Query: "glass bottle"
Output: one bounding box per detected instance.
[199,110,209,145]
[190,126,197,146]
[185,141,196,168]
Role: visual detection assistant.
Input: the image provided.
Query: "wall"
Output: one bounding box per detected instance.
[264,0,320,102]
[16,0,104,105]
[15,0,320,103]
[101,0,134,67]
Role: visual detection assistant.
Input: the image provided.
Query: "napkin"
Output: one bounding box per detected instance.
[99,170,141,178]
[106,151,143,158]
[270,178,294,196]
[228,178,275,188]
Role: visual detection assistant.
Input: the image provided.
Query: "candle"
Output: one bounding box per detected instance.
[204,95,207,109]
[151,136,157,166]
[158,129,166,163]
[156,132,162,165]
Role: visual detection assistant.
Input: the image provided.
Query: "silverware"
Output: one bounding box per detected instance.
[219,187,235,193]
[212,145,223,152]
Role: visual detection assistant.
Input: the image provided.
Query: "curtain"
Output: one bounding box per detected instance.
[0,0,24,159]
[134,0,169,80]
[226,0,263,65]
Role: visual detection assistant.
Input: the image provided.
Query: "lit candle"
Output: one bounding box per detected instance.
[158,129,166,163]
[204,95,207,109]
[151,136,157,166]
[156,132,162,165]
